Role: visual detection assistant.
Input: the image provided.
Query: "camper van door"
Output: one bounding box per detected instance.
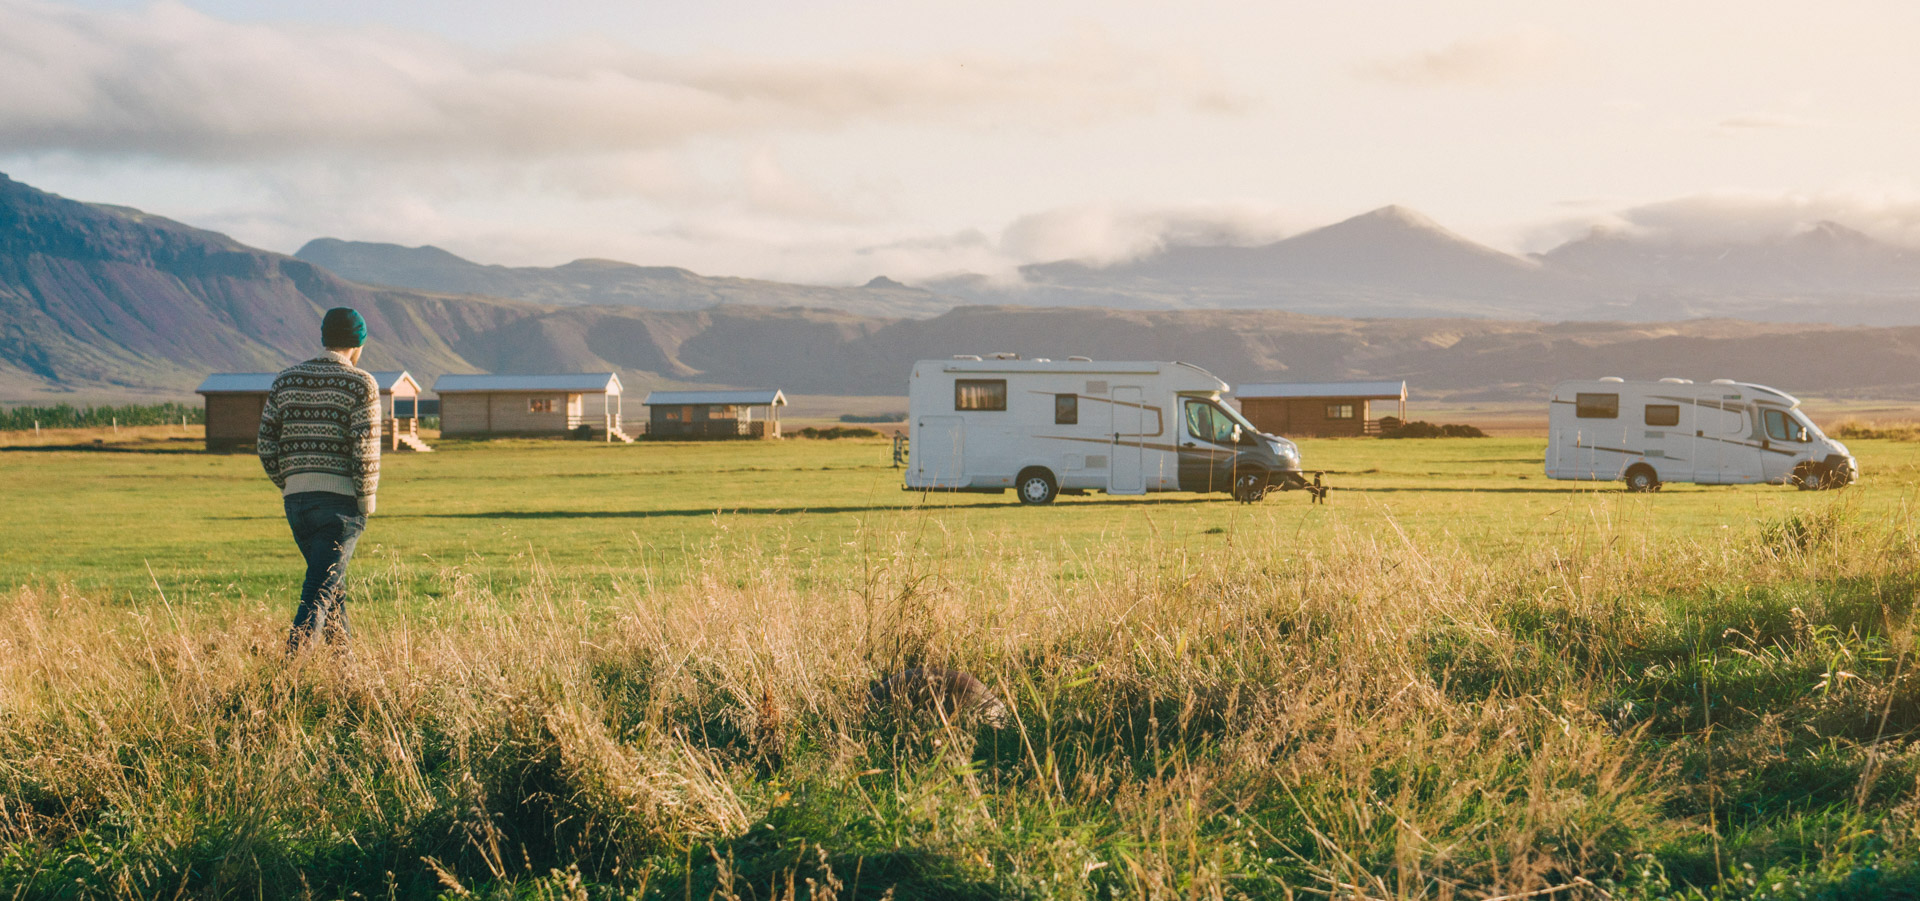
[1701,399,1761,484]
[1178,398,1236,492]
[916,415,965,487]
[1642,391,1696,482]
[1109,386,1146,494]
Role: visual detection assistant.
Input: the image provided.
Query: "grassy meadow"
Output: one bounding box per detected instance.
[5,433,1920,898]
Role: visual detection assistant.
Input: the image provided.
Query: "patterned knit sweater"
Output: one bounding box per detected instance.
[258,353,381,513]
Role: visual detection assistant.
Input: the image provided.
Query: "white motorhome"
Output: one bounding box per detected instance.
[905,356,1307,504]
[1546,378,1857,491]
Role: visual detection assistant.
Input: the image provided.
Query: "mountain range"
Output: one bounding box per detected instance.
[10,170,1920,405]
[299,204,1920,325]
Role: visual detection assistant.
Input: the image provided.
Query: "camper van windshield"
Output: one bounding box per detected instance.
[1219,401,1259,435]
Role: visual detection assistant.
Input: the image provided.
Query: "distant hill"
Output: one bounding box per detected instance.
[930,208,1920,325]
[0,173,539,400]
[295,238,952,318]
[11,171,1920,405]
[952,207,1607,319]
[1536,222,1920,323]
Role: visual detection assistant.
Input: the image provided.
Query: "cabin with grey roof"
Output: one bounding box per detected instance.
[432,373,630,442]
[642,389,787,440]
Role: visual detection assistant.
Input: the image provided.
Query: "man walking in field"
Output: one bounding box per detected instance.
[258,308,381,653]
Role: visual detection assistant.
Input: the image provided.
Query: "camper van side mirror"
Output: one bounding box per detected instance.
[1231,425,1243,444]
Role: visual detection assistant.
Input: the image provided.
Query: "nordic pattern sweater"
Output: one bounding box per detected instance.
[258,352,382,514]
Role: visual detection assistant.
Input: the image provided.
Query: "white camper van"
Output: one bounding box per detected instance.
[1546,378,1857,492]
[905,356,1308,503]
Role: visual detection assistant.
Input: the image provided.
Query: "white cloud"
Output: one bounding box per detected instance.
[1525,187,1920,250]
[1717,112,1820,130]
[998,201,1297,266]
[1355,28,1576,87]
[0,1,1238,162]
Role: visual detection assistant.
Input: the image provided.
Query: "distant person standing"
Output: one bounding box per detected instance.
[257,308,381,653]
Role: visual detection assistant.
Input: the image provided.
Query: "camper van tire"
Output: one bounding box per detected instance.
[1624,464,1661,493]
[1016,468,1059,505]
[1233,471,1269,504]
[1792,460,1852,491]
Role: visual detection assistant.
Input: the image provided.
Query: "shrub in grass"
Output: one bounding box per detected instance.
[1378,420,1487,438]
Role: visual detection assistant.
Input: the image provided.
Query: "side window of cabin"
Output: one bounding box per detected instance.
[955,379,1007,411]
[1575,393,1619,419]
[529,397,554,413]
[1325,403,1355,420]
[1055,394,1078,425]
[1645,404,1680,427]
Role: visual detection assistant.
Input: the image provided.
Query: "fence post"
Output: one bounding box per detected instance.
[34,421,39,437]
[112,416,118,434]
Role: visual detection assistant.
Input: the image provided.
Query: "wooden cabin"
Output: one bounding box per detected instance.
[196,369,433,451]
[196,372,276,451]
[433,373,630,441]
[1234,381,1407,437]
[643,389,787,439]
[198,366,432,449]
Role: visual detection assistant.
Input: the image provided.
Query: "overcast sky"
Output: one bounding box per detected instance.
[5,0,1920,283]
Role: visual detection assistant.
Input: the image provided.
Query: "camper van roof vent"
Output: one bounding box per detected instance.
[1067,355,1092,362]
[990,352,1020,360]
[1659,378,1693,384]
[952,354,982,361]
[1711,378,1738,385]
[1599,376,1625,382]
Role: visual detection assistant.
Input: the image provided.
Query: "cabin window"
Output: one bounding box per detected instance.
[1325,403,1355,420]
[529,398,554,413]
[1055,394,1078,425]
[1645,404,1680,427]
[955,379,1007,411]
[1575,393,1619,419]
[1764,409,1809,442]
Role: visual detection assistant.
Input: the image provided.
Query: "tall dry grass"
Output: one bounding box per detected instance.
[3,499,1919,899]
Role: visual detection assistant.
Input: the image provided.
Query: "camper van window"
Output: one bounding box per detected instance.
[955,379,1007,411]
[1575,393,1619,419]
[1645,405,1680,427]
[1055,394,1078,424]
[1185,401,1238,445]
[1764,409,1809,442]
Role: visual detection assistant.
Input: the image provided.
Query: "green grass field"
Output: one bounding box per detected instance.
[8,435,1914,604]
[5,436,1920,899]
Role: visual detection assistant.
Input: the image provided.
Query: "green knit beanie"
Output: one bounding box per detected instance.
[321,307,367,348]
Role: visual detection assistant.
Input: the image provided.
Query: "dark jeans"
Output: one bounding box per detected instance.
[283,491,366,651]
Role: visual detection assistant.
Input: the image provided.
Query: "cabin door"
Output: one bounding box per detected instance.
[915,415,966,487]
[1108,387,1146,495]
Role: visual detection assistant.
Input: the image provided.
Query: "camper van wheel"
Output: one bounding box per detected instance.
[1233,472,1268,503]
[1624,465,1660,493]
[1016,468,1058,505]
[1792,461,1834,490]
